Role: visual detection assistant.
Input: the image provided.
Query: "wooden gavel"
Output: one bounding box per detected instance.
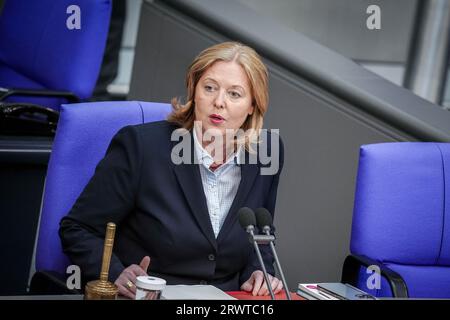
[84,222,119,300]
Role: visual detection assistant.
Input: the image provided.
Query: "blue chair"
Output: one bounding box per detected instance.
[0,0,111,110]
[30,101,171,293]
[342,142,450,298]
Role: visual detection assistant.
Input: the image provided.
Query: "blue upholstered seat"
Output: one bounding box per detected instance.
[0,0,111,110]
[33,101,171,288]
[344,142,450,298]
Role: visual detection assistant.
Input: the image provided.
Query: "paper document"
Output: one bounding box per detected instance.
[161,285,236,300]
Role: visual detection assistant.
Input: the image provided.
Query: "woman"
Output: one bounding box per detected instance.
[59,42,284,299]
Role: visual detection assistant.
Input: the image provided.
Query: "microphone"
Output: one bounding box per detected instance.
[255,208,291,300]
[238,207,276,300]
[238,207,256,234]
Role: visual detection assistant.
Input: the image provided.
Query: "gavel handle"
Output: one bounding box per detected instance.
[100,222,116,282]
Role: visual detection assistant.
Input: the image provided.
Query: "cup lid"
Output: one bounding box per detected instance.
[135,276,166,291]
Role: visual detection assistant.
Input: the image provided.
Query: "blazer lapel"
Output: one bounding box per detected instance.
[173,164,218,250]
[218,161,259,241]
[171,130,217,250]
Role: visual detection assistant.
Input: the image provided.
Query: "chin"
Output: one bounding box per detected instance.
[206,127,224,137]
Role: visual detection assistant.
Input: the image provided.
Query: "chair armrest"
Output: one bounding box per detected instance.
[0,87,80,103]
[0,102,59,136]
[341,254,409,298]
[29,271,81,295]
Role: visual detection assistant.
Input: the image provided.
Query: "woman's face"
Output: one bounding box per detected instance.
[194,60,254,137]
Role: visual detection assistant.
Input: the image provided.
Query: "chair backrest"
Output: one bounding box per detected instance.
[0,0,111,108]
[350,142,450,298]
[35,101,172,273]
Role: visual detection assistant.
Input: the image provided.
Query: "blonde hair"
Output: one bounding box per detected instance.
[167,41,269,151]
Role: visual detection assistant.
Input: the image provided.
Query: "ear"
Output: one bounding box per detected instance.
[248,105,255,116]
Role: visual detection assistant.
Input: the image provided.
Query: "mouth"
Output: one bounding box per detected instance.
[209,114,225,124]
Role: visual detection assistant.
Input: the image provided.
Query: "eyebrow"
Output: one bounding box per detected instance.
[203,77,218,84]
[203,77,245,91]
[230,85,245,92]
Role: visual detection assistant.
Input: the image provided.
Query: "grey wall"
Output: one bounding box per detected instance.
[235,0,422,107]
[237,0,418,63]
[128,1,422,289]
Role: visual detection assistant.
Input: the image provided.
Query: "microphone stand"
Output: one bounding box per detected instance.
[246,226,276,300]
[262,227,291,300]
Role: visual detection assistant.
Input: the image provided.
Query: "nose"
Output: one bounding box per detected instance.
[213,90,226,109]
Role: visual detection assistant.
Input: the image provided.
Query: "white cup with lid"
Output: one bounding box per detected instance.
[135,276,166,300]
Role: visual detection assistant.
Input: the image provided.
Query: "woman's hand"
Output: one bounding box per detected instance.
[240,270,283,296]
[114,256,151,299]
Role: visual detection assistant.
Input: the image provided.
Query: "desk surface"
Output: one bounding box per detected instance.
[0,294,84,300]
[227,291,302,300]
[0,292,302,300]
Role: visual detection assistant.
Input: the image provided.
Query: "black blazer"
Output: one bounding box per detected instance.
[59,120,284,291]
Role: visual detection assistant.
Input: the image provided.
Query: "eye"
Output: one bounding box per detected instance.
[204,85,214,92]
[229,91,241,99]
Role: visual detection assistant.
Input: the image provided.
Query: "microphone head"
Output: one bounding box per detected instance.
[255,207,273,231]
[238,207,256,230]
